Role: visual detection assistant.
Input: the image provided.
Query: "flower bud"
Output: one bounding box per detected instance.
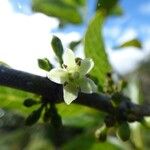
[50,104,62,129]
[75,57,82,66]
[38,58,52,71]
[23,98,38,107]
[43,107,51,123]
[104,115,116,127]
[25,106,43,126]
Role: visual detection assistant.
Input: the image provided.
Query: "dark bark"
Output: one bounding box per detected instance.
[0,65,150,121]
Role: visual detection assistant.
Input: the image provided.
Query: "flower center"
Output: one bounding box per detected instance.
[75,57,82,66]
[68,71,80,82]
[72,72,80,79]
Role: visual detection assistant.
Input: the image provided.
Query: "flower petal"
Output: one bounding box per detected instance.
[79,58,94,75]
[87,78,98,93]
[63,49,76,68]
[79,77,97,93]
[47,68,68,84]
[63,83,78,105]
[79,77,93,93]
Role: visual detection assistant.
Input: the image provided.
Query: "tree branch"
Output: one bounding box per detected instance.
[0,65,150,122]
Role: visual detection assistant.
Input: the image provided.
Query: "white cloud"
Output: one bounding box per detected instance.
[108,47,145,75]
[117,28,137,44]
[0,0,82,76]
[103,26,121,39]
[0,0,14,15]
[54,32,81,48]
[0,10,59,76]
[106,27,150,75]
[0,0,80,77]
[143,38,150,56]
[1,1,149,77]
[139,25,150,35]
[47,31,81,67]
[139,3,150,15]
[54,31,82,56]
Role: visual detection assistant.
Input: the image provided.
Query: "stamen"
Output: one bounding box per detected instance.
[75,57,82,66]
[64,81,68,86]
[62,64,67,69]
[73,72,80,79]
[86,74,90,78]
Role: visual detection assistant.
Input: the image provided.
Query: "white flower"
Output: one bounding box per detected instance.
[47,49,97,105]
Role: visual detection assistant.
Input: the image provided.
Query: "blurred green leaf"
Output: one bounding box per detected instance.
[0,87,38,115]
[57,103,104,128]
[0,122,54,150]
[25,134,54,150]
[69,40,81,50]
[63,132,122,150]
[110,5,123,16]
[84,12,111,89]
[32,0,82,24]
[0,128,30,150]
[38,58,53,71]
[63,0,86,6]
[63,134,94,150]
[92,142,122,150]
[115,39,142,49]
[141,126,150,150]
[96,0,121,16]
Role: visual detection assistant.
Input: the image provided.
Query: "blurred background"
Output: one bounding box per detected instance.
[0,0,150,149]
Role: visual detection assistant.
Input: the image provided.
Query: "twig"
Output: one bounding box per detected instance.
[0,65,150,121]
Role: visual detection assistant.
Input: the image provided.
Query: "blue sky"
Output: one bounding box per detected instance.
[0,0,149,75]
[104,0,150,45]
[10,0,150,43]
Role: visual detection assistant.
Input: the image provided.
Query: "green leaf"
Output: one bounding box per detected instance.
[84,12,111,89]
[115,39,142,49]
[38,58,52,71]
[32,0,82,24]
[51,36,64,64]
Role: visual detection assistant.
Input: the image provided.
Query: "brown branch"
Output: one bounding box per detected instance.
[0,65,150,122]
